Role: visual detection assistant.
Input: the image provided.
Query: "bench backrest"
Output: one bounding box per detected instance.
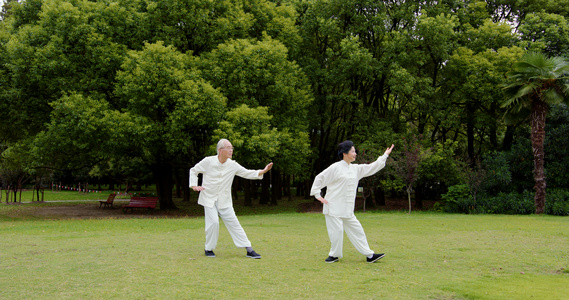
[129,197,158,204]
[104,193,116,203]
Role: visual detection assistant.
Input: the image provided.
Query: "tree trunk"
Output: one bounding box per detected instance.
[243,180,252,206]
[374,187,386,206]
[182,168,190,202]
[531,100,548,214]
[466,101,475,164]
[232,178,239,202]
[414,185,424,209]
[260,175,270,204]
[174,167,182,198]
[284,175,292,201]
[270,169,280,206]
[502,125,515,151]
[151,163,177,210]
[407,186,412,214]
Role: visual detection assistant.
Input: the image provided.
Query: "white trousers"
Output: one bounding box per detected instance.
[204,203,251,251]
[325,214,374,258]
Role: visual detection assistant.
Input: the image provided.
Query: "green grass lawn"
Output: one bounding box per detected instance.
[1,188,141,202]
[1,199,568,299]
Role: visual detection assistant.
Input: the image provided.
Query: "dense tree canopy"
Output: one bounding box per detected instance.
[1,0,568,213]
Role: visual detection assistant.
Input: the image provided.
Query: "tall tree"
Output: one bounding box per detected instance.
[198,37,312,184]
[114,42,227,209]
[502,52,569,214]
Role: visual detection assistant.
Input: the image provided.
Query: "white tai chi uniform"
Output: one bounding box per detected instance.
[310,154,389,258]
[189,156,263,251]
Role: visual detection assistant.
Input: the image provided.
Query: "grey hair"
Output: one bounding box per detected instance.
[217,139,230,154]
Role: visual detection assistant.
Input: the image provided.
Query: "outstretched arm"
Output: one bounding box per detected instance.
[356,144,395,179]
[384,144,395,155]
[259,162,273,176]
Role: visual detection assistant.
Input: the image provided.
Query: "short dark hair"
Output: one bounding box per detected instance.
[337,140,354,159]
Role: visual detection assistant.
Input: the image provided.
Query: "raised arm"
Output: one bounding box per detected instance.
[384,144,395,155]
[356,144,395,179]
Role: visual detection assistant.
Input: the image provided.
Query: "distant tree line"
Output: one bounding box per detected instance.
[1,0,568,214]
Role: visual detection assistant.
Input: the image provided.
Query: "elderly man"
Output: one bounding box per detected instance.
[190,139,273,259]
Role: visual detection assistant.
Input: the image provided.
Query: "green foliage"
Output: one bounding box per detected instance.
[480,151,512,194]
[115,41,226,158]
[502,52,569,123]
[543,105,569,188]
[518,12,569,57]
[441,184,474,214]
[503,136,534,193]
[480,191,535,214]
[31,93,123,170]
[200,36,312,174]
[443,186,535,215]
[212,104,310,175]
[443,186,569,216]
[198,36,312,131]
[416,141,465,194]
[3,0,569,209]
[545,189,569,216]
[213,105,279,165]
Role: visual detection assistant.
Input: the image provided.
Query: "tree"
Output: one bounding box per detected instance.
[399,136,422,214]
[199,37,313,203]
[518,12,569,57]
[212,105,282,205]
[502,52,569,214]
[114,42,227,209]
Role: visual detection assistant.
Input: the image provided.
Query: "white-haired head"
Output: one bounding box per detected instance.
[217,139,231,154]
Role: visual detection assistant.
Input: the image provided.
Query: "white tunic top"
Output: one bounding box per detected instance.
[310,154,389,218]
[189,156,263,209]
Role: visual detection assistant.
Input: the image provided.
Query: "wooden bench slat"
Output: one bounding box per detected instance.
[123,197,158,213]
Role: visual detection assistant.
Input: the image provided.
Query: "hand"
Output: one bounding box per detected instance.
[317,197,329,204]
[191,186,205,192]
[260,162,273,175]
[384,144,395,155]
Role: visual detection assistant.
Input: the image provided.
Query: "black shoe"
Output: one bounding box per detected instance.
[205,250,216,257]
[246,250,261,259]
[325,256,339,263]
[366,253,385,263]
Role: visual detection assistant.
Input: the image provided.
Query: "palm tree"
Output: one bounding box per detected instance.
[502,52,569,214]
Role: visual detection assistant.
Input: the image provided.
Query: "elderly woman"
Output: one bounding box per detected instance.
[310,140,394,263]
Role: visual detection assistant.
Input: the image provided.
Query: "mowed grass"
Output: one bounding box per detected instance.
[2,188,139,202]
[1,207,568,299]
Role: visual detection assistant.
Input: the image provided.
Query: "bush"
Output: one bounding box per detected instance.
[441,186,569,215]
[480,191,534,215]
[481,151,512,195]
[545,189,569,216]
[441,184,475,213]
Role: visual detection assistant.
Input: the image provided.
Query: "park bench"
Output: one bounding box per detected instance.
[123,197,158,213]
[99,193,117,208]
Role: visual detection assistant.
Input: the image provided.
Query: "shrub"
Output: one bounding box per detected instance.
[481,151,512,195]
[481,191,534,215]
[442,184,569,215]
[545,189,569,216]
[441,184,475,213]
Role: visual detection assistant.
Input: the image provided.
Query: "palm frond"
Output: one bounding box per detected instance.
[502,52,569,123]
[542,88,564,104]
